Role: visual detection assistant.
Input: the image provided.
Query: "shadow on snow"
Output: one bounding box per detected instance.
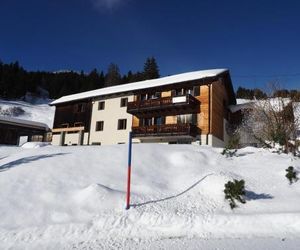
[0,153,68,172]
[132,173,214,208]
[245,190,273,200]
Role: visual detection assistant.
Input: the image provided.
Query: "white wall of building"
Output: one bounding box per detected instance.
[89,95,134,145]
[198,134,225,147]
[51,132,89,146]
[65,133,80,145]
[51,134,60,145]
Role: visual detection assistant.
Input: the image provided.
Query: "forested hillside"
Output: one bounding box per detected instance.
[1,59,299,101]
[236,86,300,100]
[0,57,159,99]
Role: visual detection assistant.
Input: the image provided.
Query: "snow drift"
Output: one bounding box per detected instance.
[0,144,299,249]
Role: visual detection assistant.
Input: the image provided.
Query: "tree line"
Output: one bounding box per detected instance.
[0,57,160,99]
[236,86,300,101]
[1,58,299,102]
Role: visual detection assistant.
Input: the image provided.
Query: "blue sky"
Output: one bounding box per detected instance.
[0,0,300,90]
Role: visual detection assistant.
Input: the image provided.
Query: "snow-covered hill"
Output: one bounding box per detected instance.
[0,144,299,249]
[0,98,55,128]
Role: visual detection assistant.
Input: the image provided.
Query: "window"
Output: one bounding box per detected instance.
[149,92,161,99]
[140,94,147,101]
[193,86,200,96]
[120,98,128,107]
[140,117,153,126]
[175,88,184,96]
[186,88,194,95]
[172,87,198,97]
[75,103,85,113]
[96,121,104,131]
[98,101,105,110]
[173,88,189,96]
[154,116,165,125]
[117,119,127,130]
[177,114,197,124]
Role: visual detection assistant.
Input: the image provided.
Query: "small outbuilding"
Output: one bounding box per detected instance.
[0,116,50,145]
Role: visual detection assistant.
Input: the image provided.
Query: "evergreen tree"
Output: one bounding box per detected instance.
[0,58,164,99]
[253,88,267,99]
[143,57,160,80]
[273,89,290,98]
[236,86,267,100]
[87,69,99,90]
[236,87,253,99]
[126,70,133,82]
[98,70,105,88]
[105,63,121,87]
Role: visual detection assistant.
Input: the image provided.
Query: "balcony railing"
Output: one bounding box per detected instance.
[127,94,200,114]
[132,123,199,137]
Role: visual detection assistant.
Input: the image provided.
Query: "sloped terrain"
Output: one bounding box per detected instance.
[0,144,299,249]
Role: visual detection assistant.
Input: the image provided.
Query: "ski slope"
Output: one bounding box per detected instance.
[0,143,299,249]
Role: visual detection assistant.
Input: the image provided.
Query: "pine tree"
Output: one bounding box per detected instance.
[143,57,160,80]
[253,88,267,99]
[105,63,121,87]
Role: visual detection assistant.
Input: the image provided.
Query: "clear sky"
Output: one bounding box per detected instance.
[1,0,300,90]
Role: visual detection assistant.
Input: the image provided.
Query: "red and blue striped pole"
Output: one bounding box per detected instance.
[126,131,132,210]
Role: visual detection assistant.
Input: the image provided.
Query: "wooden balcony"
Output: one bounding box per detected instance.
[131,123,199,137]
[127,94,200,116]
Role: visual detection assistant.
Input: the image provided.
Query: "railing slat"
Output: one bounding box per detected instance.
[132,123,199,137]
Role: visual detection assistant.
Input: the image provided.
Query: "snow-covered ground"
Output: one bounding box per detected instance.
[0,98,55,128]
[0,143,299,249]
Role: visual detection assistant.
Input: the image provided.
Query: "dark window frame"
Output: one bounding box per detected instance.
[117,119,127,130]
[98,101,105,110]
[96,121,104,131]
[120,98,128,107]
[193,86,200,96]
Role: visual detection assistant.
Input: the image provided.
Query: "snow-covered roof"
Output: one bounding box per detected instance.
[50,69,228,105]
[0,116,49,130]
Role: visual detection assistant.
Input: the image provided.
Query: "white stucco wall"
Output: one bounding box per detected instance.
[65,133,79,145]
[51,132,89,146]
[89,95,134,145]
[198,134,225,147]
[51,134,60,145]
[83,132,89,145]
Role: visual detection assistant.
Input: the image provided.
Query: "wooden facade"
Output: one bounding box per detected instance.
[0,119,49,145]
[52,99,92,133]
[50,69,236,146]
[127,71,235,142]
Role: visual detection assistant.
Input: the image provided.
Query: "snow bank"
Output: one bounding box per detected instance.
[21,142,51,148]
[0,144,299,249]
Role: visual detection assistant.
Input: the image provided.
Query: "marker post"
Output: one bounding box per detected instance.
[126,132,132,210]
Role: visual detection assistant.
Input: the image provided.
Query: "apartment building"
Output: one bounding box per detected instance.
[50,69,236,147]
